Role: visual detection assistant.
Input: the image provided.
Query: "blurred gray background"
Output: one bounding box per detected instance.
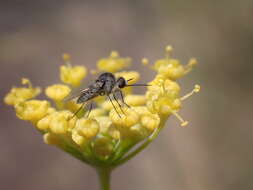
[1,0,253,190]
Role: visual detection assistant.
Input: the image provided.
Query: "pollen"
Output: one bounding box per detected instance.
[45,84,71,101]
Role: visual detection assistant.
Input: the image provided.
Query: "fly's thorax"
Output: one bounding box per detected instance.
[98,72,116,94]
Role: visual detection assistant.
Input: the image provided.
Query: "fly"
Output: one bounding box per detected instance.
[65,72,149,118]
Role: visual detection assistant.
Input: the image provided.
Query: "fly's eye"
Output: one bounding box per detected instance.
[118,77,126,88]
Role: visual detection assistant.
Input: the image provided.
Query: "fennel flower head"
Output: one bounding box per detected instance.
[4,46,200,169]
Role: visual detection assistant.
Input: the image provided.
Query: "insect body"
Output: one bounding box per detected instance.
[66,72,148,118]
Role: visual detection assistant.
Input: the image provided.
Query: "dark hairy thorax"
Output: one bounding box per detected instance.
[97,72,116,95]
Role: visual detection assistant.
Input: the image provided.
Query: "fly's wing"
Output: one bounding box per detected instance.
[63,88,89,102]
[76,80,106,104]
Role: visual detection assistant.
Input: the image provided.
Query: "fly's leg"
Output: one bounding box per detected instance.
[85,102,93,118]
[69,102,86,120]
[107,95,121,118]
[118,90,131,108]
[112,93,125,115]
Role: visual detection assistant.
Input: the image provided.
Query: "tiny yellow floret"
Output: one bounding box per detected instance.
[93,135,114,157]
[48,111,76,134]
[141,113,160,131]
[165,45,173,53]
[76,118,99,139]
[43,133,60,145]
[15,100,50,122]
[45,84,71,101]
[110,108,139,128]
[60,65,87,87]
[62,53,71,62]
[4,78,41,105]
[125,95,146,106]
[141,58,149,65]
[97,51,131,73]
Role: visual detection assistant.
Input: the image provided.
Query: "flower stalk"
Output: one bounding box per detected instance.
[96,167,112,190]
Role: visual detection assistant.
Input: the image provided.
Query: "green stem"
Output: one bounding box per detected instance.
[96,167,112,190]
[113,127,161,166]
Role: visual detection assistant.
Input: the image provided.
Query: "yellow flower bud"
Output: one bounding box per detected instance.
[141,113,160,132]
[43,133,60,145]
[141,58,149,65]
[15,100,50,122]
[72,129,88,146]
[4,78,41,105]
[109,107,139,128]
[114,71,140,85]
[92,135,114,157]
[37,114,51,131]
[89,108,107,118]
[163,79,180,99]
[39,111,76,134]
[165,45,173,53]
[60,65,87,87]
[75,118,99,139]
[100,100,117,111]
[62,53,71,62]
[129,124,149,140]
[133,106,151,115]
[94,116,112,133]
[64,101,81,113]
[45,84,71,101]
[97,51,131,73]
[107,126,121,140]
[157,59,185,80]
[124,95,146,106]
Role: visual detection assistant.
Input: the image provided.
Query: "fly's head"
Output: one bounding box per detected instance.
[116,77,127,88]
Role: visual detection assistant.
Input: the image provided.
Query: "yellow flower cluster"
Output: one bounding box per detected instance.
[4,46,199,166]
[4,78,41,105]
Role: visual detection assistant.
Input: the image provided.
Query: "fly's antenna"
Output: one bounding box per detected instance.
[126,84,150,87]
[126,78,151,87]
[127,78,134,82]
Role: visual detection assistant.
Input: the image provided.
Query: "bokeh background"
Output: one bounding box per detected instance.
[1,0,253,190]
